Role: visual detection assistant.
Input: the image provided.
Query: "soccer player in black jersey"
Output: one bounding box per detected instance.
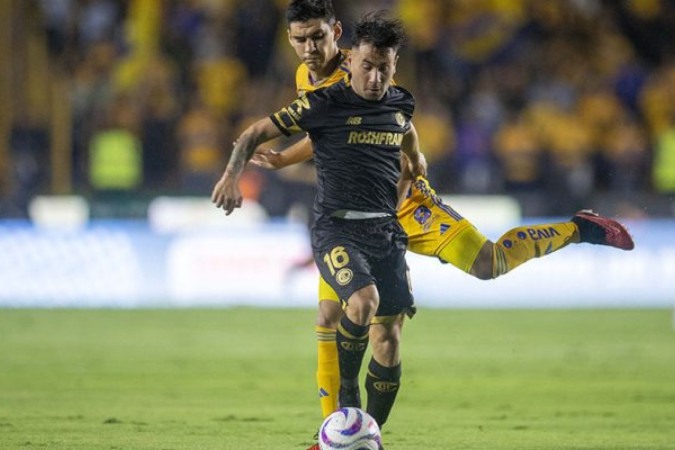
[213,12,424,448]
[250,3,635,441]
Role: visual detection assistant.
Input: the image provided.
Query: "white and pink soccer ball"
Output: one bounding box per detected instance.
[318,407,381,450]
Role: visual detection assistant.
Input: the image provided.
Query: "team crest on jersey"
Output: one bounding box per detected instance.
[413,205,432,225]
[395,111,406,128]
[336,268,353,286]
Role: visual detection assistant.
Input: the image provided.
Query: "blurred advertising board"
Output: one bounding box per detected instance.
[0,218,672,308]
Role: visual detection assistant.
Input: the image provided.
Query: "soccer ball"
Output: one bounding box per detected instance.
[318,407,381,450]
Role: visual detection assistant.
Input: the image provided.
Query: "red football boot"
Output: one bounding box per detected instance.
[571,210,635,250]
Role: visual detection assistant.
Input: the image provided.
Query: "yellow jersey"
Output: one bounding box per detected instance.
[295,50,350,95]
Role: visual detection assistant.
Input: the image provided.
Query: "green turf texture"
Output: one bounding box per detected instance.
[1,308,674,449]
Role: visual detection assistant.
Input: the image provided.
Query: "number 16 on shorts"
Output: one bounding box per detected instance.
[323,246,353,286]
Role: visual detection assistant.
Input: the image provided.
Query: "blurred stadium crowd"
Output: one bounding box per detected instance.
[2,0,675,219]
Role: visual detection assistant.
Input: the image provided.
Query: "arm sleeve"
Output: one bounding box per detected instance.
[269,94,319,136]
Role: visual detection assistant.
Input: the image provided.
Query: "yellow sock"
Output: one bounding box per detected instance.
[493,222,579,277]
[316,326,339,418]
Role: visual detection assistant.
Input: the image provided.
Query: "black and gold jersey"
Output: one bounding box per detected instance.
[270,78,415,219]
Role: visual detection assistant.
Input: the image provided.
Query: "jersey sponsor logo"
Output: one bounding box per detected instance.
[394,111,406,128]
[347,131,404,146]
[440,223,451,235]
[346,116,362,125]
[527,227,561,241]
[336,268,353,286]
[413,205,432,225]
[373,381,399,393]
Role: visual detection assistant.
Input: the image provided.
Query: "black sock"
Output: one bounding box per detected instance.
[365,358,401,429]
[336,315,369,380]
[336,315,369,408]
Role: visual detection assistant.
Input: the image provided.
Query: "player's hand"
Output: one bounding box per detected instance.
[250,147,285,170]
[211,173,242,215]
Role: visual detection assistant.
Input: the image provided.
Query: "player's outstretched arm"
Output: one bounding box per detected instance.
[250,135,314,170]
[396,158,413,211]
[397,123,427,210]
[212,117,283,215]
[400,123,426,179]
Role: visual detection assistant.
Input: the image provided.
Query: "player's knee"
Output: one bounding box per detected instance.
[317,300,343,329]
[350,296,379,319]
[470,243,496,280]
[345,285,379,324]
[472,264,493,280]
[316,314,340,329]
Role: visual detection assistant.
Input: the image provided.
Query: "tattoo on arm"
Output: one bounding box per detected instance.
[225,132,257,176]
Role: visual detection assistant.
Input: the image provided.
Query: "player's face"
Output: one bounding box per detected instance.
[288,19,342,73]
[349,42,398,101]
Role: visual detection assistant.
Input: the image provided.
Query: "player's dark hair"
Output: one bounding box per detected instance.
[286,0,336,25]
[350,11,406,52]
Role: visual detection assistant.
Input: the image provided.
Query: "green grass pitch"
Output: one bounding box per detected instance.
[1,308,674,449]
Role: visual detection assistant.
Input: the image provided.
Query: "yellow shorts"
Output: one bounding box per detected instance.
[398,178,487,272]
[319,275,341,303]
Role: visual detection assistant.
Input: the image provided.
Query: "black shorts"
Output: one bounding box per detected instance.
[311,216,414,317]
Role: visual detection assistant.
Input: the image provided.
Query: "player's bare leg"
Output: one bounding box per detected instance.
[343,284,379,325]
[317,299,343,329]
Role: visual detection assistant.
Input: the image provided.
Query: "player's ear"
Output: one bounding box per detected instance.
[333,20,343,42]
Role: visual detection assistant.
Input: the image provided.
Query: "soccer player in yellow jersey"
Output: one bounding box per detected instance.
[252,1,634,447]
